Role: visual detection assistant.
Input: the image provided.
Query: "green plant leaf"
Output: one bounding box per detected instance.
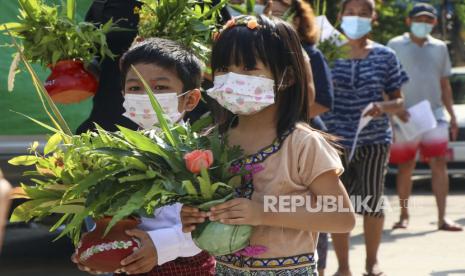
[182,180,198,196]
[66,0,75,21]
[50,204,84,214]
[104,186,150,236]
[10,199,52,222]
[8,155,39,166]
[44,133,63,155]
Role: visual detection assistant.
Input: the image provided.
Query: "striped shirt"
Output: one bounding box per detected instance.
[322,44,409,148]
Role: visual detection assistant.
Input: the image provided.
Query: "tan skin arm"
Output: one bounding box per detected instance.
[310,103,330,118]
[441,77,458,141]
[364,90,409,122]
[182,170,356,234]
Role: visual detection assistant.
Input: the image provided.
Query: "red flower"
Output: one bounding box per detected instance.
[184,150,214,174]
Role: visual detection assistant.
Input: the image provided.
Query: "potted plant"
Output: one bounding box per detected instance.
[136,0,227,74]
[1,0,115,104]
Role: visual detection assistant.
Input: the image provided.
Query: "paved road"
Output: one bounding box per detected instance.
[1,178,464,276]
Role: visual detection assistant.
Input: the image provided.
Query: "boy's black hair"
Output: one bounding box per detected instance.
[210,15,312,137]
[120,37,203,91]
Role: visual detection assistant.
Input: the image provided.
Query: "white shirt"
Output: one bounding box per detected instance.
[137,203,202,265]
[387,33,452,118]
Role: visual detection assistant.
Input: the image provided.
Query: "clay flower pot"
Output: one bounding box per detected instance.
[44,60,98,104]
[76,217,141,272]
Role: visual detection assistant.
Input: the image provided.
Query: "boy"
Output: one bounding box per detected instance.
[72,38,215,275]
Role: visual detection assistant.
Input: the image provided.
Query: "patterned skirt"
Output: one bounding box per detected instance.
[215,253,317,276]
[116,251,215,276]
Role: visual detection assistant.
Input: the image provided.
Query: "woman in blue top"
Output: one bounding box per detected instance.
[321,0,409,275]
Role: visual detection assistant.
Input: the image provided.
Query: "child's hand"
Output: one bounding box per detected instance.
[209,198,263,226]
[180,205,208,232]
[120,229,157,274]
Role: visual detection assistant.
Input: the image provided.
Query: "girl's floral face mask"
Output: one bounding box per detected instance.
[206,72,276,115]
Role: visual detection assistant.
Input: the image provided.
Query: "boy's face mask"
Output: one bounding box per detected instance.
[123,92,185,129]
[207,72,282,115]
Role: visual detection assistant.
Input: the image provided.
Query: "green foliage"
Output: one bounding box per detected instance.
[136,0,228,63]
[1,0,115,66]
[9,66,247,245]
[371,0,410,45]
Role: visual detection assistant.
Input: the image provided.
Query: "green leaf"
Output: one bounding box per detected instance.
[198,168,212,199]
[191,115,213,133]
[182,180,198,196]
[246,0,255,14]
[44,133,62,155]
[10,199,52,222]
[50,204,84,214]
[118,173,156,183]
[8,155,39,166]
[66,0,75,21]
[49,213,70,232]
[104,186,150,236]
[117,126,181,171]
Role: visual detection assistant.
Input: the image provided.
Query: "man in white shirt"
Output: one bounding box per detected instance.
[387,3,462,232]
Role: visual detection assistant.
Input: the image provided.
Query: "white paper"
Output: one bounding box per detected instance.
[349,103,374,161]
[392,100,437,141]
[315,15,347,46]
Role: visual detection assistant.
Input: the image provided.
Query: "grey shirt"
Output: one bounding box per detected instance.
[387,33,451,119]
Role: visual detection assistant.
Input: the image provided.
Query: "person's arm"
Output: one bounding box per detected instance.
[120,204,201,274]
[441,77,458,141]
[310,103,329,118]
[207,170,355,233]
[0,172,11,253]
[364,90,408,122]
[307,47,334,118]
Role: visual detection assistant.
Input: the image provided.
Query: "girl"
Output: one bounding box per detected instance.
[321,1,409,275]
[182,15,355,275]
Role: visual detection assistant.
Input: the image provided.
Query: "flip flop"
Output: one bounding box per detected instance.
[363,272,387,276]
[438,222,463,232]
[392,219,408,229]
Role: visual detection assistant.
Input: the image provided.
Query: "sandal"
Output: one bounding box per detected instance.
[363,272,387,276]
[392,217,408,230]
[392,219,408,230]
[438,221,463,232]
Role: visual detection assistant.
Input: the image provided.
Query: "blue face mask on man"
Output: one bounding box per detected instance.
[341,16,372,40]
[410,22,434,38]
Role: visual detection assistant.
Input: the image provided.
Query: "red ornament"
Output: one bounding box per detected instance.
[76,217,141,273]
[44,60,98,104]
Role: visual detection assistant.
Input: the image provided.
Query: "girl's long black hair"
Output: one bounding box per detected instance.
[209,15,312,137]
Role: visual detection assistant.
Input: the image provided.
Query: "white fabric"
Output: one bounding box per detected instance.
[138,203,202,265]
[207,72,275,115]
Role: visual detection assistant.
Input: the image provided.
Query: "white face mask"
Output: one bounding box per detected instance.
[410,22,434,38]
[123,92,184,129]
[341,16,372,40]
[206,72,276,115]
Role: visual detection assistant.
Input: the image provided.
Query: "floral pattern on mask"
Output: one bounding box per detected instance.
[207,72,275,115]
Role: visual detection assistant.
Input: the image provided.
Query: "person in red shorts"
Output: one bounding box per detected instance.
[388,3,462,232]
